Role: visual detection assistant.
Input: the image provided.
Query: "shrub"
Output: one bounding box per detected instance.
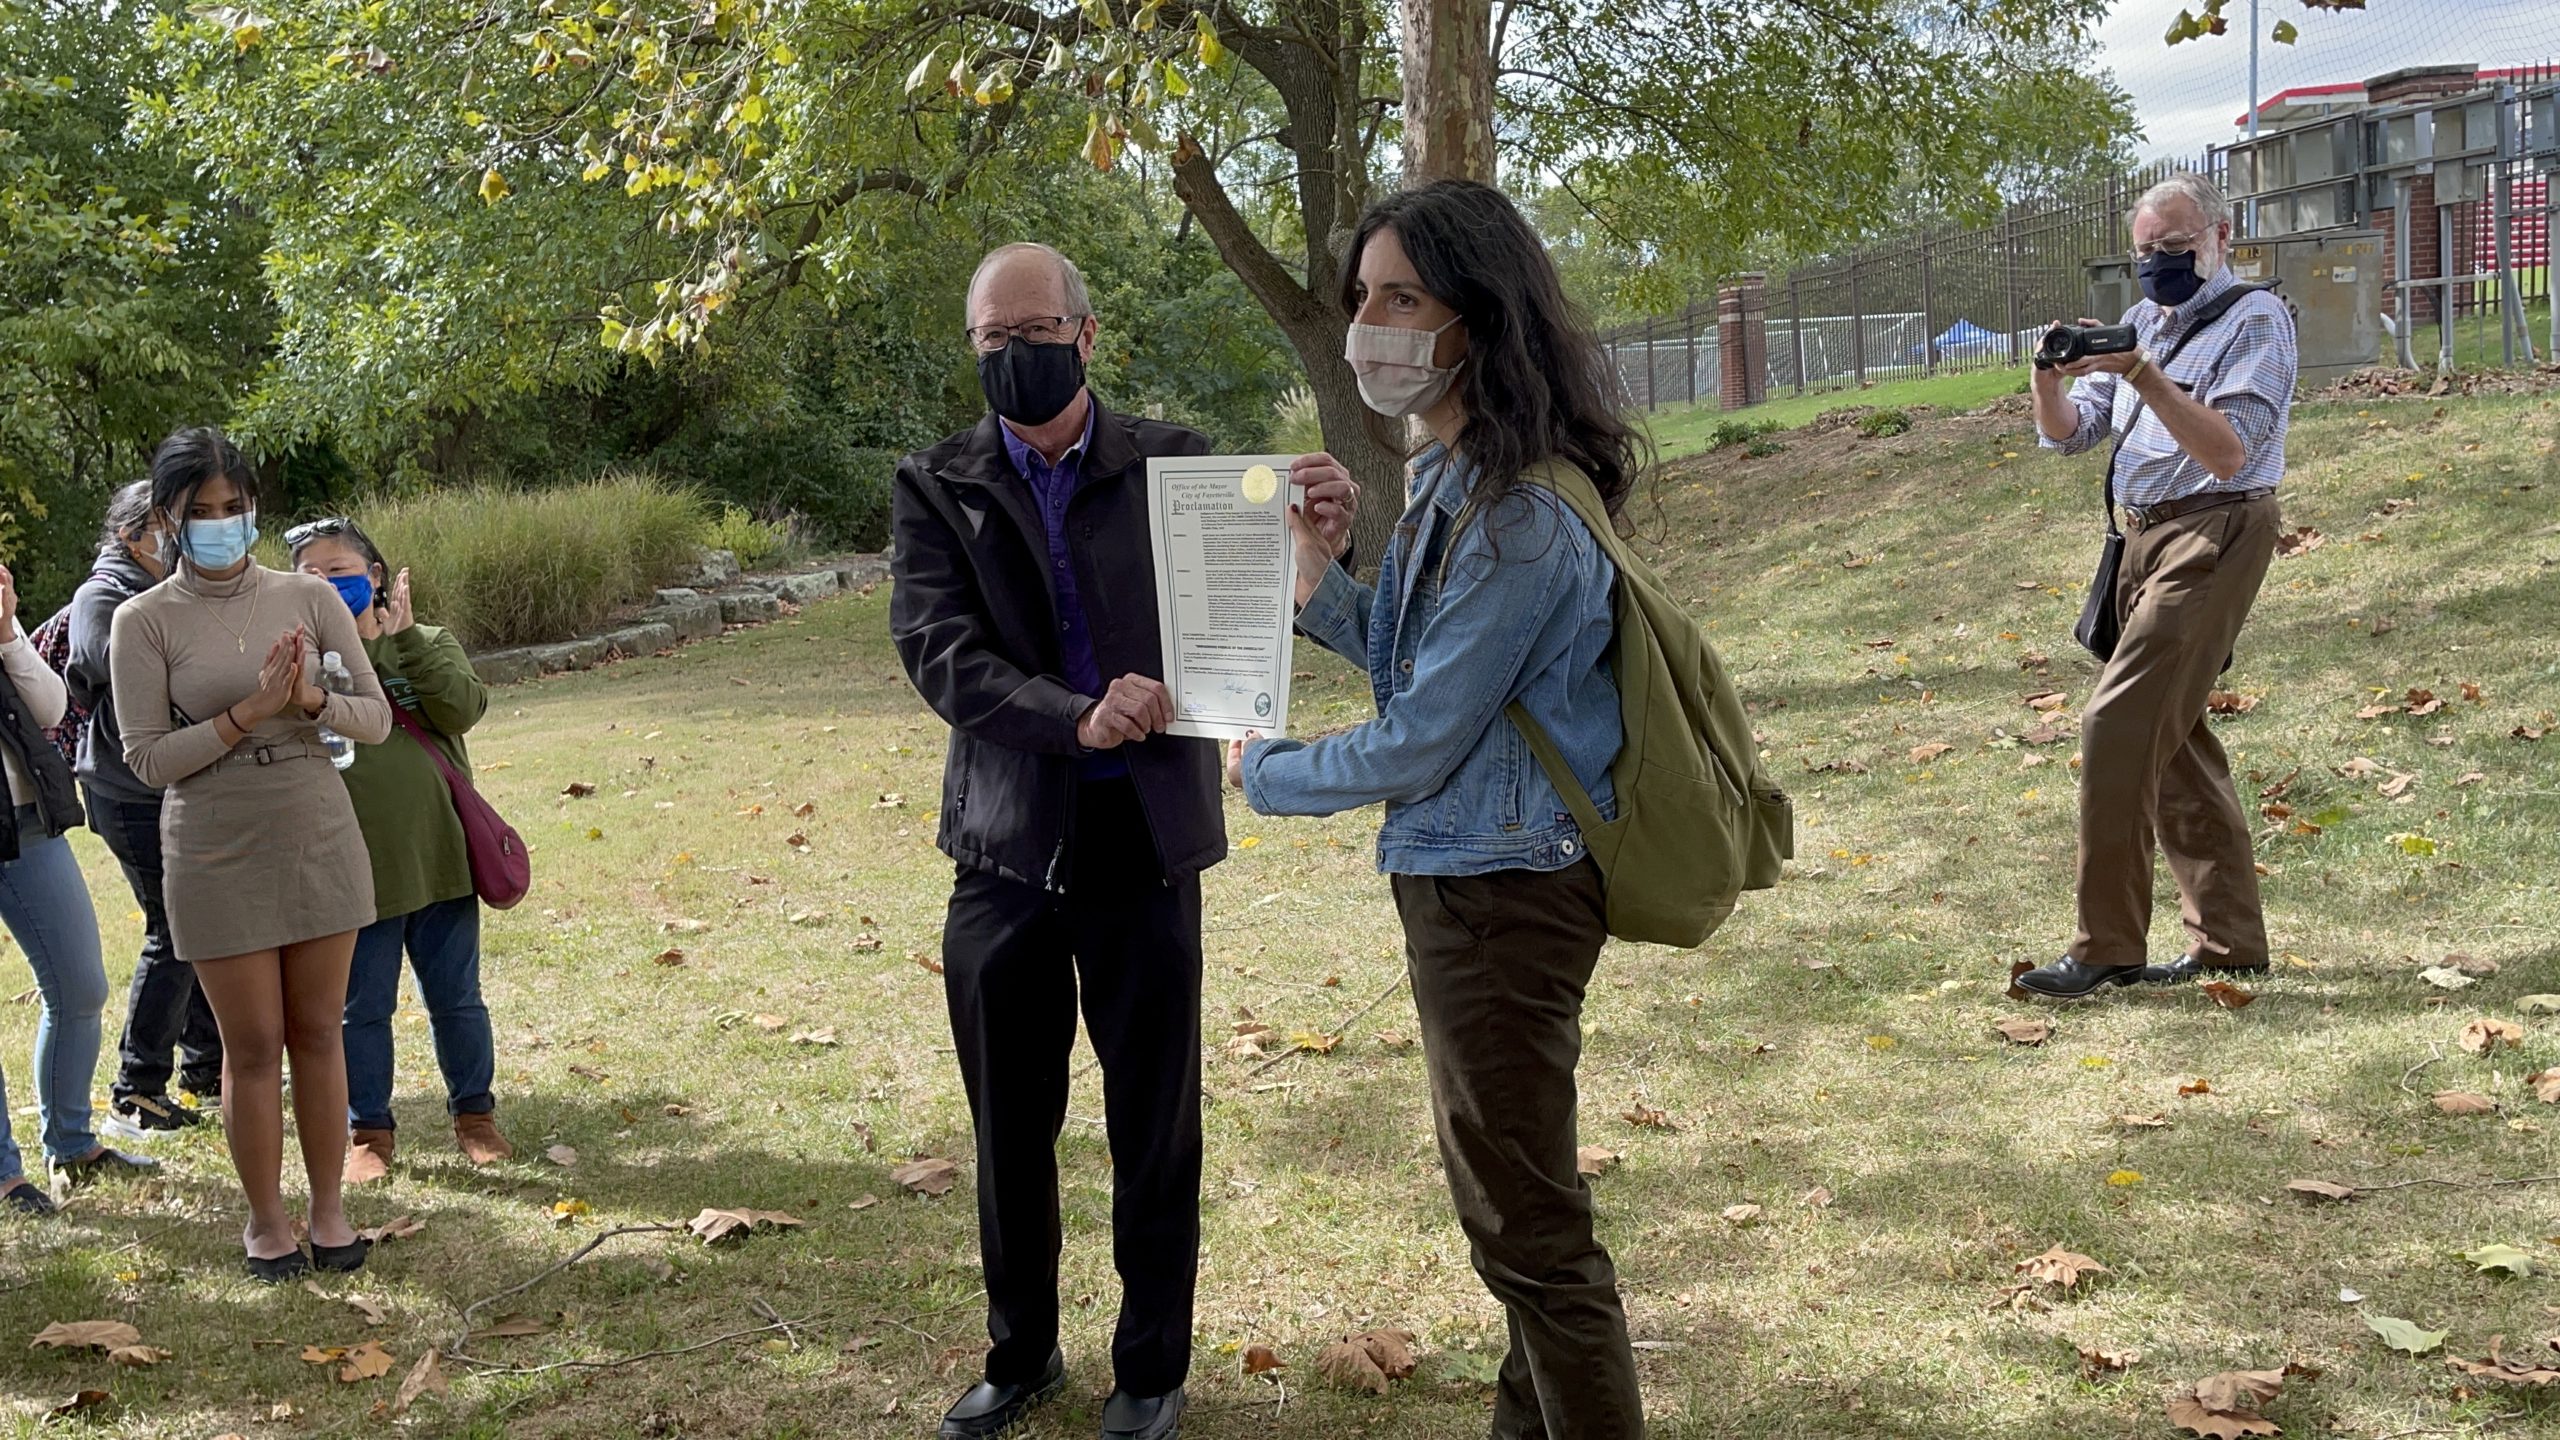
[1856,408,1913,438]
[1267,384,1327,455]
[1710,416,1780,449]
[1744,436,1787,458]
[704,504,797,570]
[350,474,706,650]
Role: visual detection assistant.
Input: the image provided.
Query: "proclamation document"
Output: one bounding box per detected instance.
[1147,454,1300,741]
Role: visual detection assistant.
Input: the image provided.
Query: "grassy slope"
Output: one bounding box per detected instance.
[1646,367,2032,461]
[5,390,2558,1439]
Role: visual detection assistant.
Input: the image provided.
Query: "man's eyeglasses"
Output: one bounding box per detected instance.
[284,517,353,548]
[966,315,1086,352]
[2133,234,2202,261]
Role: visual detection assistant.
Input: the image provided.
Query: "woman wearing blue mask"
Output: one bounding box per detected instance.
[1229,181,1651,1438]
[109,428,393,1281]
[290,519,512,1182]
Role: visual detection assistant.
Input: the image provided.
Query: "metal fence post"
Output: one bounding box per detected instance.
[2003,211,2024,365]
[1685,306,1700,407]
[1849,256,1865,387]
[1790,275,1806,396]
[1642,315,1657,411]
[1919,239,1938,373]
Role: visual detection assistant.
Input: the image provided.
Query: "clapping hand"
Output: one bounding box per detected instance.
[240,628,304,727]
[382,568,416,634]
[0,563,17,635]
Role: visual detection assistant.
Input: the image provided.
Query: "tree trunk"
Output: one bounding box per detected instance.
[1400,0,1498,185]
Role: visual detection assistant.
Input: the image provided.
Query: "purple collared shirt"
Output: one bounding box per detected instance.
[1000,405,1124,780]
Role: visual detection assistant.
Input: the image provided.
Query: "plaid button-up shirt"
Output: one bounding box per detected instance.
[2040,266,2298,507]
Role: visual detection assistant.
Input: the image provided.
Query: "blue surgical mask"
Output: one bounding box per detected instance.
[184,510,258,570]
[329,573,375,615]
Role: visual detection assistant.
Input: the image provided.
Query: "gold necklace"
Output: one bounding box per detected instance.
[193,565,263,654]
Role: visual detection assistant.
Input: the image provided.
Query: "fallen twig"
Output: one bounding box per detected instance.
[2356,1172,2560,1194]
[1246,973,1409,1080]
[449,1223,682,1359]
[2399,1041,2445,1093]
[751,1298,801,1352]
[448,1317,805,1376]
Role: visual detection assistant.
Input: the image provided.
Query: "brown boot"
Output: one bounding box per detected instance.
[344,1129,395,1186]
[454,1112,514,1165]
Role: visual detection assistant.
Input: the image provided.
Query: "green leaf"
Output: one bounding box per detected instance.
[2458,1243,2538,1278]
[2363,1313,2447,1354]
[2271,19,2299,44]
[2388,832,2438,856]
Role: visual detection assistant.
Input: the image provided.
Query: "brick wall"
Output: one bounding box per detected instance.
[1717,275,1768,410]
[2372,172,2443,323]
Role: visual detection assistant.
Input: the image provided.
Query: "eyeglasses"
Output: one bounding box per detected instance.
[965,315,1086,352]
[284,516,353,549]
[2133,234,2203,260]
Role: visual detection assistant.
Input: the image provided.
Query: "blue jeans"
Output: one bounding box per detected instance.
[0,808,108,1181]
[343,895,494,1132]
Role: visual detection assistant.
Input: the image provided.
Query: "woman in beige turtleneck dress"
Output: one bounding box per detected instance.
[110,429,393,1282]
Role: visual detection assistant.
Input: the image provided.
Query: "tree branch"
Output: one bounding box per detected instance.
[1170,133,1321,329]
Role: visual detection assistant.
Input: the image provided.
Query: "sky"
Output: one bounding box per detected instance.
[2094,0,2560,162]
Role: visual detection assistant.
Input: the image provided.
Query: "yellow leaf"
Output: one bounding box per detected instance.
[1238,836,1261,849]
[1863,1034,1896,1051]
[233,22,265,53]
[2105,1169,2144,1187]
[1195,14,1225,65]
[478,168,511,205]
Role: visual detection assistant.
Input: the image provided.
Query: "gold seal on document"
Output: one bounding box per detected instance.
[1240,464,1279,505]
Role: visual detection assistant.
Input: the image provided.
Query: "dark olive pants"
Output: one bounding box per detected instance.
[2068,495,2279,970]
[1393,860,1644,1440]
[940,780,1203,1398]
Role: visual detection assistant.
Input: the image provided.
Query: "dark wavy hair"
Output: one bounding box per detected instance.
[97,479,154,552]
[286,516,390,591]
[147,427,258,564]
[1337,180,1649,528]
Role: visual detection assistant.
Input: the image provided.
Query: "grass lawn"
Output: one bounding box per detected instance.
[6,388,2559,1439]
[1646,367,2033,461]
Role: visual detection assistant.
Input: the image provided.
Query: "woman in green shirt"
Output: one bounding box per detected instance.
[290,519,514,1180]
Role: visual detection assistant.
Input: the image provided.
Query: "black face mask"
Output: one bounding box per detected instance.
[2138,249,2206,307]
[977,338,1087,427]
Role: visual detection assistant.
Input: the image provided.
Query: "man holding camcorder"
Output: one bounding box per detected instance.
[2014,173,2298,1003]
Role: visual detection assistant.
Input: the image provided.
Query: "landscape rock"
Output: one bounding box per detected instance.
[530,637,608,675]
[714,589,784,625]
[686,548,741,588]
[831,556,890,592]
[471,648,544,686]
[748,570,840,606]
[639,594,723,644]
[600,622,677,659]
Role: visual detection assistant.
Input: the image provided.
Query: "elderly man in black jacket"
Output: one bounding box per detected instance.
[889,242,1222,1440]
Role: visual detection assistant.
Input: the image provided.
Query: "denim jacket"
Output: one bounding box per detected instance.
[1241,446,1619,876]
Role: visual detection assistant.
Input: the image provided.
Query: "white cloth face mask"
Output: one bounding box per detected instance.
[1344,316,1464,418]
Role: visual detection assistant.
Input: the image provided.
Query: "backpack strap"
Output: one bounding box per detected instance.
[1495,463,1624,851]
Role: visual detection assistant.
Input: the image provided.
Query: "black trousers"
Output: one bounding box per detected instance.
[941,779,1203,1398]
[1393,860,1643,1440]
[82,784,222,1103]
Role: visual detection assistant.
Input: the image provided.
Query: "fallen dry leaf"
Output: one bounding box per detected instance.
[1989,1283,2051,1314]
[106,1345,169,1368]
[393,1347,449,1416]
[337,1342,396,1383]
[750,1014,789,1033]
[686,1208,807,1245]
[791,1027,841,1048]
[343,1295,389,1327]
[2207,691,2258,716]
[1315,1329,1417,1395]
[359,1215,423,1244]
[890,1157,961,1197]
[561,782,596,798]
[2168,1365,2313,1439]
[2459,1018,2524,1055]
[1907,742,1955,763]
[2006,959,2036,1002]
[2115,1112,2172,1129]
[1242,1344,1285,1376]
[1576,1146,1621,1177]
[48,1391,110,1419]
[2200,980,2257,1010]
[2016,1246,2109,1290]
[565,1064,607,1084]
[2445,1334,2560,1387]
[1994,1017,2051,1046]
[2024,690,2069,712]
[29,1321,144,1353]
[2404,687,2445,717]
[1801,1186,1835,1209]
[2527,1069,2560,1105]
[2079,1345,2141,1379]
[1721,1203,1763,1226]
[2433,1091,2497,1116]
[2285,1179,2358,1204]
[2273,526,2325,557]
[2179,1079,2215,1098]
[545,1145,577,1167]
[652,948,687,967]
[1622,1103,1677,1130]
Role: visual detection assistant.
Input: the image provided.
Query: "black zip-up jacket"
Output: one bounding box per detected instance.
[890,400,1227,888]
[65,548,159,803]
[0,659,81,863]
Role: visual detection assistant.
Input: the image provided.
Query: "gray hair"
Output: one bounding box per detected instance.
[966,242,1092,318]
[2129,172,2233,232]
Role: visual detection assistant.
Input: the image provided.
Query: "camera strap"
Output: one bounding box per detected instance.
[2097,280,2277,538]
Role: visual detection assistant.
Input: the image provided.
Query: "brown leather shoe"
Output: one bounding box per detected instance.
[344,1129,395,1186]
[454,1113,514,1165]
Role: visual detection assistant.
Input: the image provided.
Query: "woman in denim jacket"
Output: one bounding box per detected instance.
[1233,180,1649,1440]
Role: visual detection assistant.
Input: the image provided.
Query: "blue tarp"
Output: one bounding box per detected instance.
[1909,318,2007,364]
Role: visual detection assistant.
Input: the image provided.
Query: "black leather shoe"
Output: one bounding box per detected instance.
[1101,1386,1185,1440]
[2014,957,2146,1001]
[2144,953,2272,985]
[939,1349,1065,1438]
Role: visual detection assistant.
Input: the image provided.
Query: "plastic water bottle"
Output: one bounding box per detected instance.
[317,651,356,771]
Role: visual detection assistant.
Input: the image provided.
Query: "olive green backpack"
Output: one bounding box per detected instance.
[1501,462,1792,947]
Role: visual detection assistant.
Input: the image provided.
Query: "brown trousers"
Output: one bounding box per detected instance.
[1393,860,1643,1440]
[2068,494,2279,970]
